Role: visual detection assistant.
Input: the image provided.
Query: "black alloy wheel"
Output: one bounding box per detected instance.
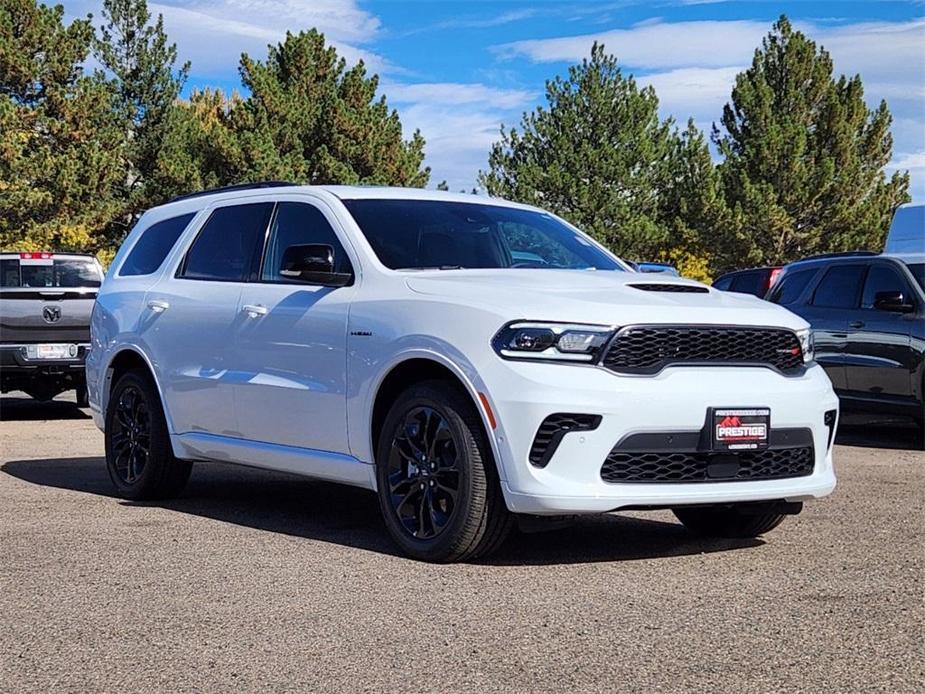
[105,369,192,500]
[109,384,151,484]
[375,380,512,562]
[386,406,461,540]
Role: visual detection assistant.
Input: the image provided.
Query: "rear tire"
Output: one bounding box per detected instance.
[75,382,89,408]
[673,506,786,538]
[375,380,512,562]
[105,369,191,500]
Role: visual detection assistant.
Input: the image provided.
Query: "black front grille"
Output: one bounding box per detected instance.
[601,326,803,375]
[600,446,814,483]
[628,283,709,293]
[529,413,602,467]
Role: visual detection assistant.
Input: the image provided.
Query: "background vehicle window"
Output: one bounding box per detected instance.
[180,203,274,282]
[861,265,909,308]
[343,199,622,271]
[767,268,816,305]
[0,259,20,287]
[729,271,763,295]
[262,203,353,281]
[13,258,101,288]
[903,262,924,292]
[712,276,732,290]
[811,265,866,308]
[120,213,195,276]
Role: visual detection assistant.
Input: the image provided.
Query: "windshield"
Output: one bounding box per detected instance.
[0,258,102,288]
[342,199,625,271]
[906,263,925,291]
[886,207,924,254]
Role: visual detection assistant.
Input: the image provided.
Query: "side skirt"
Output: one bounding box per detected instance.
[171,432,376,490]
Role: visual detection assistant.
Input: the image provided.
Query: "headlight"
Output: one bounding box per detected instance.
[796,328,814,364]
[493,322,614,362]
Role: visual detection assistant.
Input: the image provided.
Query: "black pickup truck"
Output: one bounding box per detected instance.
[0,252,103,405]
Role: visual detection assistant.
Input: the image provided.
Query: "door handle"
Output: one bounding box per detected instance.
[848,320,865,329]
[147,299,169,313]
[242,304,268,318]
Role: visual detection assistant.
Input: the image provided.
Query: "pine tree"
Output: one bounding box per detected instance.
[0,0,124,252]
[479,43,701,261]
[714,15,909,267]
[227,30,429,186]
[95,0,190,226]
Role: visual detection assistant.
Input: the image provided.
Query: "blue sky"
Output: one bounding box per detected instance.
[68,1,925,198]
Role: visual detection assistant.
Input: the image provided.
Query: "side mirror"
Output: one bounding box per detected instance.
[279,244,352,287]
[873,290,914,313]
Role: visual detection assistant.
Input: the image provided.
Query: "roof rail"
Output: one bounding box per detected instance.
[168,181,298,203]
[794,250,879,262]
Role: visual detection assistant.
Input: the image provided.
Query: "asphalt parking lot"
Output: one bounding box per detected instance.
[1,393,922,693]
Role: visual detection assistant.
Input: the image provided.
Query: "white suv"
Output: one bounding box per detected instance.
[88,183,838,562]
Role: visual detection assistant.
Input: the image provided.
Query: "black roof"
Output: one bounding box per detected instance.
[168,181,298,203]
[786,251,880,268]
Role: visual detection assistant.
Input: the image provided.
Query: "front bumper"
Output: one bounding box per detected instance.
[484,361,838,515]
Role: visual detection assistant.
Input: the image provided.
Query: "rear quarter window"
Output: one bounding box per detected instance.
[120,213,196,276]
[767,268,817,305]
[729,271,764,295]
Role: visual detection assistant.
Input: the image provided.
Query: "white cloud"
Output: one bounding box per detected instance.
[383,82,536,110]
[70,0,389,76]
[493,20,769,68]
[637,66,742,122]
[494,18,925,199]
[383,84,536,191]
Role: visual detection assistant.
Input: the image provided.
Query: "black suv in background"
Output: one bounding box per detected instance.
[767,251,925,428]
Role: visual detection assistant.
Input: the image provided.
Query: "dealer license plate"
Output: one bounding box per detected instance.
[34,344,74,360]
[712,408,770,451]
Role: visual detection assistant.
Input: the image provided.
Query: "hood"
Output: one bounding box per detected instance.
[405,269,807,330]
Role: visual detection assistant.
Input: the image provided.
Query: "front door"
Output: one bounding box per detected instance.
[799,263,868,392]
[233,200,356,455]
[845,262,916,400]
[144,201,274,436]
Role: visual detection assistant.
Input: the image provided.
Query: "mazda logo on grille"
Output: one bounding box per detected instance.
[42,305,61,323]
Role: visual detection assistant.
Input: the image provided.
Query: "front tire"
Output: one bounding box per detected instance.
[673,506,786,538]
[375,380,512,562]
[105,369,191,500]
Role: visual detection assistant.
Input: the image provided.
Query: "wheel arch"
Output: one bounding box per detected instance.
[102,346,174,432]
[368,355,502,480]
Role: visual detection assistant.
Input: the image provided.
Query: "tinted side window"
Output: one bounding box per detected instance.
[180,203,274,282]
[120,213,195,276]
[0,259,20,287]
[261,202,353,281]
[862,264,909,309]
[811,265,866,308]
[767,268,817,305]
[713,276,733,290]
[729,270,764,295]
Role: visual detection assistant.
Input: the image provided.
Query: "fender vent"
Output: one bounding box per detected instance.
[529,413,602,468]
[628,283,709,293]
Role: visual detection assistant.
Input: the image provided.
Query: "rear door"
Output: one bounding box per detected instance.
[143,201,274,436]
[845,261,916,400]
[797,263,867,391]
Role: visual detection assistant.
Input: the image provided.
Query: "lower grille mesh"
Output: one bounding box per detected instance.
[600,446,814,483]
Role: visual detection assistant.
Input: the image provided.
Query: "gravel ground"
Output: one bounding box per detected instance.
[1,392,922,693]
